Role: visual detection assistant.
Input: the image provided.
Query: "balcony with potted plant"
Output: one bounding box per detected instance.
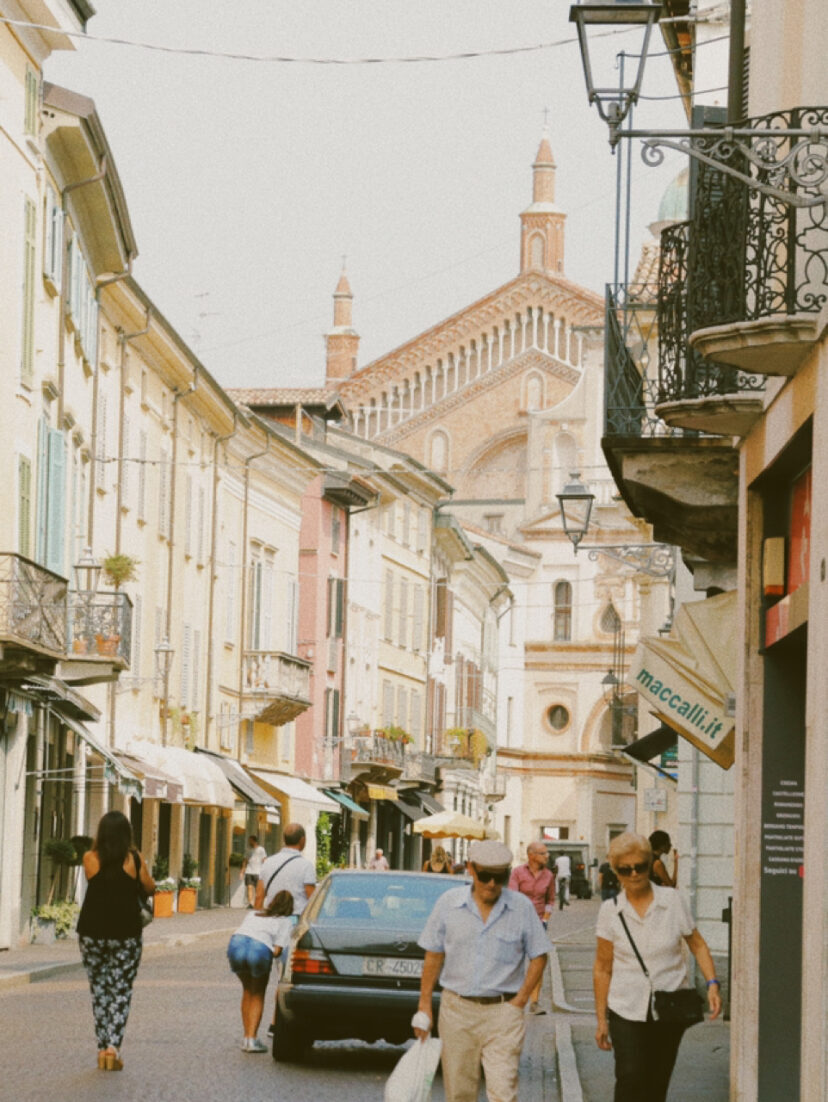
[62,549,134,685]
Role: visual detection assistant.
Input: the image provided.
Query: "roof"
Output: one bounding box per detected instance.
[228,387,343,411]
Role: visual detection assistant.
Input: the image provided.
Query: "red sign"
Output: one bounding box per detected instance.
[788,467,811,594]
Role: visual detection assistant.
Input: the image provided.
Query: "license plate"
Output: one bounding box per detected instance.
[362,956,424,978]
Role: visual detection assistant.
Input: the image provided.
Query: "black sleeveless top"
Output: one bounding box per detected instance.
[77,851,143,939]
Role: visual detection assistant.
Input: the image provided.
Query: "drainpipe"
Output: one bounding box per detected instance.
[236,435,271,762]
[204,413,239,751]
[165,372,199,648]
[727,0,747,124]
[688,744,701,981]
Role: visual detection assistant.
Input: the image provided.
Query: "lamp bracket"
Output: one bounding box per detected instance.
[585,543,675,578]
[614,126,828,209]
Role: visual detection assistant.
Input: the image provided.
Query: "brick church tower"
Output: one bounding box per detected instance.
[325,264,360,383]
[520,129,566,276]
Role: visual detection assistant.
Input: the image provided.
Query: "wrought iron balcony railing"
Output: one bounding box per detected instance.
[67,591,133,664]
[349,733,407,769]
[242,650,311,725]
[401,750,437,785]
[658,221,766,404]
[0,554,67,656]
[456,706,497,749]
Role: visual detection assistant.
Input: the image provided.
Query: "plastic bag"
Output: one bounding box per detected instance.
[384,1037,442,1102]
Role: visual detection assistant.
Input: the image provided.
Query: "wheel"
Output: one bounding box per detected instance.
[271,1017,310,1063]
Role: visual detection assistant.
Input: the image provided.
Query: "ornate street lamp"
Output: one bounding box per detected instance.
[556,472,596,551]
[569,2,661,133]
[154,637,174,747]
[73,547,101,595]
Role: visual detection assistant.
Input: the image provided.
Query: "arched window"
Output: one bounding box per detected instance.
[553,580,572,641]
[525,372,543,411]
[429,430,449,475]
[600,602,621,634]
[529,233,545,269]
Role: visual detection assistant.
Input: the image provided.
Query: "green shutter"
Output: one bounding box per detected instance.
[21,198,36,385]
[18,456,32,558]
[24,67,38,136]
[35,418,49,563]
[45,428,66,576]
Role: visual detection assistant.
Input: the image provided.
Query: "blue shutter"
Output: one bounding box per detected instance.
[35,418,49,563]
[46,428,66,575]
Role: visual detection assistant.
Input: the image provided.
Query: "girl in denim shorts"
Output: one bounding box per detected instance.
[227,889,294,1052]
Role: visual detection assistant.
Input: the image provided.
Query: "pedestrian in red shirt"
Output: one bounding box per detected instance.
[508,842,554,1014]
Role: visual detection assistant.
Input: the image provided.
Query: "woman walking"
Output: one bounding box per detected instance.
[422,844,451,873]
[593,832,721,1101]
[77,810,155,1070]
[227,889,294,1052]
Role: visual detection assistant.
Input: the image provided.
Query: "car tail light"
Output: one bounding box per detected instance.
[291,948,334,975]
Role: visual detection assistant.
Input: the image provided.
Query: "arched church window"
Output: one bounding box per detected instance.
[430,430,449,475]
[526,373,542,411]
[553,580,572,641]
[600,602,621,634]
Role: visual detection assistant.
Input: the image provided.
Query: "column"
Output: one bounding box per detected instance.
[554,319,561,359]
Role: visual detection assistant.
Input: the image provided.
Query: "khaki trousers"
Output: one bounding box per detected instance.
[439,990,526,1102]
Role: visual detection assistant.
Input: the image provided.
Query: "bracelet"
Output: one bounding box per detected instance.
[706,978,721,988]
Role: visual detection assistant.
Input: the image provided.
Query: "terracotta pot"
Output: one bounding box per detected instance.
[177,887,197,914]
[95,635,120,657]
[72,638,88,654]
[153,891,174,918]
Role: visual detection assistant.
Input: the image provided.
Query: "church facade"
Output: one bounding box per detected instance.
[333,135,671,866]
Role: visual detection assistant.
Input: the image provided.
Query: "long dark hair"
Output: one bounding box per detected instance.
[257,889,294,918]
[93,810,133,872]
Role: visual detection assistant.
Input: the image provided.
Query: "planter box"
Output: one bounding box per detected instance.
[153,891,174,918]
[30,917,57,944]
[177,887,197,914]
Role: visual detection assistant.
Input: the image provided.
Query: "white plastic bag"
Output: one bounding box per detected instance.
[384,1037,442,1102]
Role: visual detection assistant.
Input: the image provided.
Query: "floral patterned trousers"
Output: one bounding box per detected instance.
[79,936,142,1050]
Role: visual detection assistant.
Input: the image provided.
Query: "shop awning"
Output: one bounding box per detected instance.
[248,768,339,813]
[127,740,235,808]
[19,674,101,721]
[366,784,398,801]
[114,751,184,803]
[196,750,280,819]
[322,789,369,820]
[415,791,445,815]
[396,797,428,822]
[624,725,678,764]
[57,713,142,800]
[630,590,737,769]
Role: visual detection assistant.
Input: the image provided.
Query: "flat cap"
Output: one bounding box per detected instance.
[468,840,513,868]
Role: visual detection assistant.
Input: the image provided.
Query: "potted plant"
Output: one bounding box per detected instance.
[177,853,200,914]
[151,855,175,918]
[101,552,140,589]
[30,900,79,944]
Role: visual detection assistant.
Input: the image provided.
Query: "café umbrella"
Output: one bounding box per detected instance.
[412,810,499,841]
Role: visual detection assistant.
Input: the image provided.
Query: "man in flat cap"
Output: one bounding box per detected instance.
[413,839,549,1102]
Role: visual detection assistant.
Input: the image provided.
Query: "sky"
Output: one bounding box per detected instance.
[44,2,689,391]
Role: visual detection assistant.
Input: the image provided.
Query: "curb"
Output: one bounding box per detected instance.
[554,1016,584,1102]
[0,924,235,991]
[548,942,592,1016]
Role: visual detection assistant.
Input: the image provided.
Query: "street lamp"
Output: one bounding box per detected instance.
[557,471,675,579]
[569,2,661,133]
[568,0,827,206]
[72,548,101,654]
[154,637,174,747]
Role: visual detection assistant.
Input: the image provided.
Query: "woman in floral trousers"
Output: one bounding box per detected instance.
[77,810,155,1070]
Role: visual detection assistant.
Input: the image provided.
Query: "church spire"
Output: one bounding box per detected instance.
[325,261,360,382]
[520,126,566,276]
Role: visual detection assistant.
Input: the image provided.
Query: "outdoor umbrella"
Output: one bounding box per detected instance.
[412,810,499,840]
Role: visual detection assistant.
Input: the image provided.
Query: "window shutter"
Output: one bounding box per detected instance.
[397,578,408,648]
[21,198,36,385]
[24,66,38,135]
[96,391,107,486]
[382,681,394,726]
[384,570,394,641]
[332,688,340,743]
[402,503,411,547]
[412,585,424,653]
[184,474,193,556]
[335,577,344,638]
[397,686,408,732]
[45,428,66,576]
[197,486,206,562]
[410,692,422,742]
[262,555,274,649]
[44,186,63,289]
[286,576,298,652]
[435,577,447,639]
[417,509,428,554]
[192,628,201,711]
[225,540,236,641]
[137,431,147,520]
[121,414,130,507]
[158,448,169,537]
[18,456,32,558]
[444,588,454,657]
[132,594,142,679]
[35,418,49,563]
[181,623,191,705]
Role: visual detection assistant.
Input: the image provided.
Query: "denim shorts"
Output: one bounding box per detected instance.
[227,934,273,979]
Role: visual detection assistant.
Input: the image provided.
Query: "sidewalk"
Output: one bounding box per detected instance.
[548,898,731,1102]
[0,903,239,989]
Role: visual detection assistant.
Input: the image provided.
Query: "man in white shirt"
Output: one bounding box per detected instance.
[255,823,316,916]
[367,849,389,870]
[554,853,572,910]
[240,835,267,908]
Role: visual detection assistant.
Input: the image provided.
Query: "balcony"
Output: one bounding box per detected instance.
[602,284,742,565]
[482,771,507,801]
[341,732,406,785]
[401,750,438,785]
[686,106,828,377]
[64,590,133,672]
[657,220,766,435]
[241,650,311,725]
[0,554,67,674]
[457,707,497,750]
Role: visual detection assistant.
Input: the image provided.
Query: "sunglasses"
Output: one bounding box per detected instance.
[473,866,510,885]
[616,862,650,877]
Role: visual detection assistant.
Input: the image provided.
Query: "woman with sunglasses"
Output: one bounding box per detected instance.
[592,832,721,1101]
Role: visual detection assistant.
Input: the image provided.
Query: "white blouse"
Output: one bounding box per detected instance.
[596,886,695,1021]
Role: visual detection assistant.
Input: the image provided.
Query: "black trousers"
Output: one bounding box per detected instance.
[608,1009,687,1102]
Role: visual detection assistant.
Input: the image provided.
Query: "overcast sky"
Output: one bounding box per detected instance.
[45,2,689,391]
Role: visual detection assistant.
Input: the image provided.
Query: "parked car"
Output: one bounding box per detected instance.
[273,869,468,1060]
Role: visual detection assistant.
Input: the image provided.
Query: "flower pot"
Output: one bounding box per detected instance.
[153,891,174,918]
[95,634,120,657]
[72,638,88,655]
[177,887,197,914]
[31,916,57,944]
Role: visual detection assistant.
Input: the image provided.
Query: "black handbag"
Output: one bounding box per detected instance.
[133,851,153,928]
[616,904,704,1026]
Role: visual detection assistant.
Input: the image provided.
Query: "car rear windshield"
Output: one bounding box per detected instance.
[317,874,462,927]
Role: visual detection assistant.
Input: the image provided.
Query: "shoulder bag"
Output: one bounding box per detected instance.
[614,900,704,1025]
[133,850,154,928]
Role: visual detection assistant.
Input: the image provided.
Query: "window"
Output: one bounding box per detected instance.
[382,681,394,726]
[384,570,394,641]
[18,456,32,557]
[327,576,344,639]
[158,447,170,538]
[429,430,449,475]
[24,66,38,136]
[180,623,191,706]
[412,585,424,653]
[402,502,411,547]
[529,233,544,269]
[553,580,572,641]
[505,696,514,746]
[325,688,340,744]
[137,431,147,521]
[43,186,63,290]
[434,577,454,656]
[547,705,570,731]
[225,540,237,641]
[397,578,408,647]
[386,502,396,538]
[248,547,274,650]
[416,509,428,554]
[409,692,422,741]
[244,720,254,755]
[196,485,206,563]
[121,415,130,508]
[331,507,341,554]
[184,474,193,556]
[397,686,408,732]
[20,198,36,385]
[192,629,201,711]
[35,421,66,575]
[600,602,621,634]
[132,594,143,679]
[286,576,298,652]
